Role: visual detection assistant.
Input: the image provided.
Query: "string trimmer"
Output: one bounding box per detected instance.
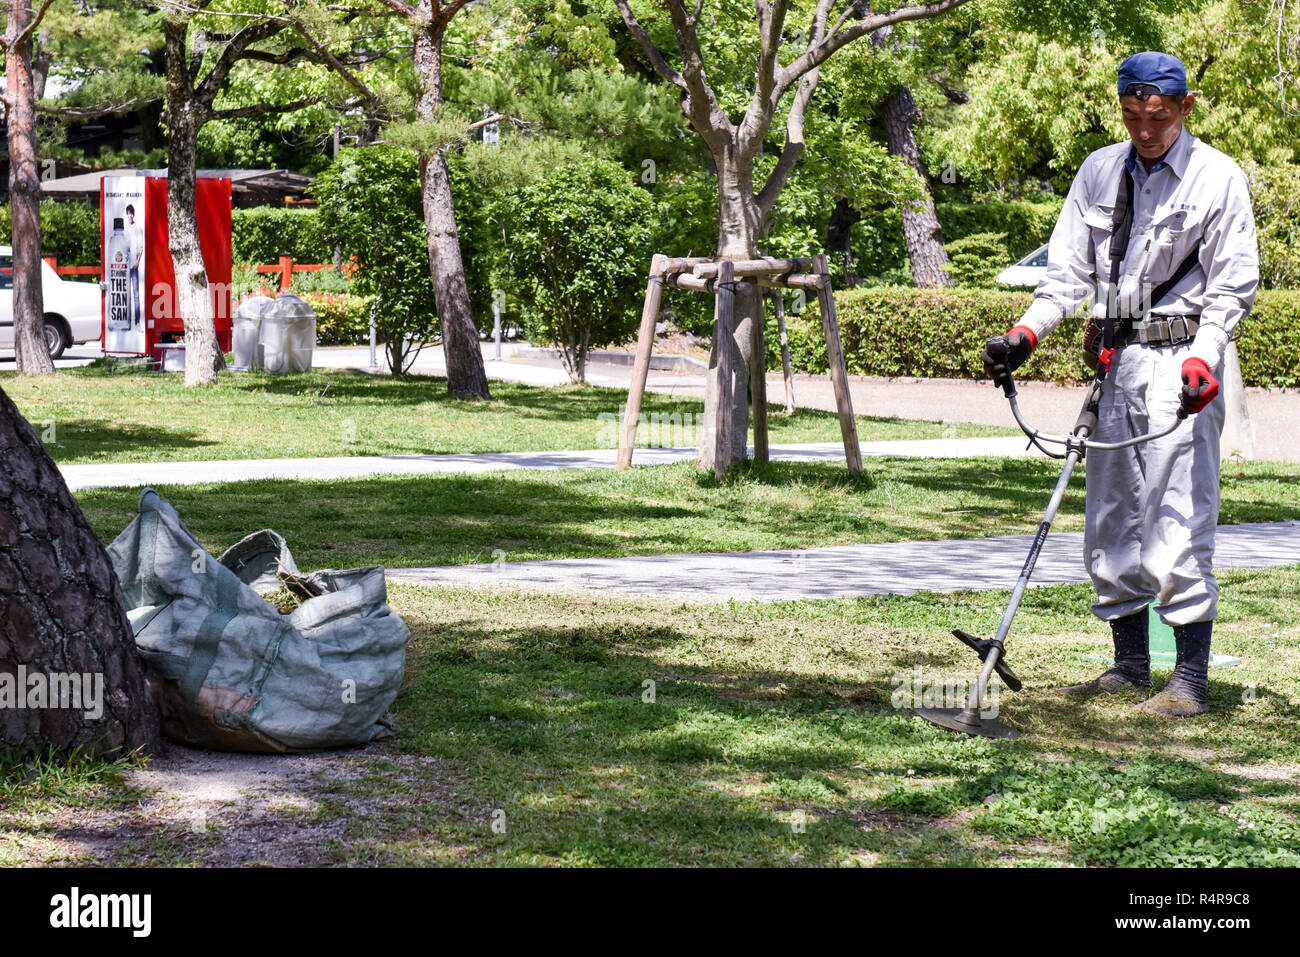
[915,366,1189,739]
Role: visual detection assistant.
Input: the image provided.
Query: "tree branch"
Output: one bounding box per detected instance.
[38,97,157,118]
[612,0,687,91]
[757,68,818,216]
[291,17,387,112]
[0,0,58,54]
[664,0,735,142]
[372,0,417,16]
[434,0,475,28]
[775,0,972,100]
[208,95,318,120]
[194,18,293,107]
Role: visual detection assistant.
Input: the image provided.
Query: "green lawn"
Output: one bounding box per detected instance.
[6,569,1299,866]
[75,457,1300,571]
[0,364,1012,464]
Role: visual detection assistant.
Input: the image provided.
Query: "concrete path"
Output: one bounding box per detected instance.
[58,437,1044,492]
[387,520,1300,603]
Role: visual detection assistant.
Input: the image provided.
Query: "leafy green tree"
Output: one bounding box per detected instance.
[930,0,1298,192]
[314,143,492,373]
[501,155,656,382]
[610,0,974,472]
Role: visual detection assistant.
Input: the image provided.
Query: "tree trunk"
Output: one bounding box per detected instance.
[31,27,50,99]
[1220,341,1254,460]
[0,385,161,757]
[6,0,55,375]
[414,13,489,400]
[827,198,861,287]
[697,149,757,472]
[163,19,224,387]
[881,84,952,289]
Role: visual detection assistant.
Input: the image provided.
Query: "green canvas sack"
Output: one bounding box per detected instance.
[106,488,409,752]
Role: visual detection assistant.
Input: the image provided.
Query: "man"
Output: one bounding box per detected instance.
[125,204,144,329]
[981,52,1259,717]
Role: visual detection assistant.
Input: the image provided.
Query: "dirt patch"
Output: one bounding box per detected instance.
[26,741,452,867]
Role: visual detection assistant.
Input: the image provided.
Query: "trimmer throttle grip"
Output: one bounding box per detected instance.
[1073,408,1098,437]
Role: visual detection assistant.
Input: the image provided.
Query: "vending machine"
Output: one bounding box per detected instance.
[100,173,233,356]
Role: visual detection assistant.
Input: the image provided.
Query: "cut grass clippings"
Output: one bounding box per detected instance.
[0,364,1013,464]
[74,457,1300,572]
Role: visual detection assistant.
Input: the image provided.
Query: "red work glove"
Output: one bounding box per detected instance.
[1180,357,1220,415]
[981,325,1037,390]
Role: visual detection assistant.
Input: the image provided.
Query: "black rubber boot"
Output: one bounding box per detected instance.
[1138,620,1212,717]
[1060,608,1152,698]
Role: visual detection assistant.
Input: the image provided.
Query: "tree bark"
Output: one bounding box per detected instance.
[1220,341,1254,460]
[827,198,861,287]
[880,84,952,289]
[163,19,224,387]
[414,10,489,400]
[6,0,55,375]
[697,147,759,472]
[0,385,161,757]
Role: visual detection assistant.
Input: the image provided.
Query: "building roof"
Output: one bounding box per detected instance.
[41,168,315,204]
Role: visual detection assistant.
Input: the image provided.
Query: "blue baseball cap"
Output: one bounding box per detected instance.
[1117,52,1188,97]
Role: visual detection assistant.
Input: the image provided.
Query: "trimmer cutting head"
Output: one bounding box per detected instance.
[915,706,1021,739]
[913,628,1024,739]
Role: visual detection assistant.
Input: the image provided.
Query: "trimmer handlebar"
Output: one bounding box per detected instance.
[1001,370,1188,453]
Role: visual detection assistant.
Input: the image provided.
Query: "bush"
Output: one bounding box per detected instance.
[1243,161,1300,289]
[0,199,101,264]
[300,291,376,346]
[782,286,1300,388]
[231,207,333,266]
[313,145,441,374]
[943,232,1013,287]
[502,156,657,382]
[936,198,1063,261]
[313,145,496,373]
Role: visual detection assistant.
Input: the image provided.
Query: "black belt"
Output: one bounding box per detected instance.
[1117,314,1200,347]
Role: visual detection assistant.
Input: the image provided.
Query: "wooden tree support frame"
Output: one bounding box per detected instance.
[617,253,863,481]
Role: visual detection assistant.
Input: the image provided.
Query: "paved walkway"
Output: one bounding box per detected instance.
[58,437,1044,491]
[387,520,1300,603]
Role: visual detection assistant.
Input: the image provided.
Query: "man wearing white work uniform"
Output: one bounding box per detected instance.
[981,52,1259,717]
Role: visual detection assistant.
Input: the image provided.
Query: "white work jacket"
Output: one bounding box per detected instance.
[1019,128,1259,368]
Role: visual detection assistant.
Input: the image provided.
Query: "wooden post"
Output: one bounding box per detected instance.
[277,254,293,292]
[811,253,862,475]
[617,253,667,469]
[43,255,57,269]
[751,285,769,465]
[775,290,796,414]
[713,259,736,482]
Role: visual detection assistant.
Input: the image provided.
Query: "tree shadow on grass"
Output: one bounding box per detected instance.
[44,418,219,461]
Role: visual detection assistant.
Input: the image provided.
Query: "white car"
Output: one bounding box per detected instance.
[994,244,1049,288]
[0,245,103,359]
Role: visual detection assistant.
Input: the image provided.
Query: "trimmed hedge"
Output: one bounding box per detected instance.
[780,287,1300,388]
[231,207,333,266]
[0,200,101,264]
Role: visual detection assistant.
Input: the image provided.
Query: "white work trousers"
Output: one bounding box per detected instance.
[1083,341,1225,626]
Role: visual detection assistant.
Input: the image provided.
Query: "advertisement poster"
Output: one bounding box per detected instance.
[102,176,146,354]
